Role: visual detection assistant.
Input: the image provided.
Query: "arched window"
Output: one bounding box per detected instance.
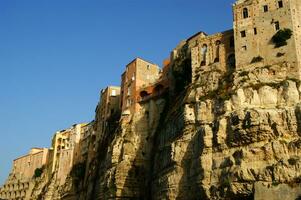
[243,8,249,18]
[230,36,235,48]
[200,61,206,66]
[201,44,208,54]
[140,91,149,98]
[215,40,221,62]
[201,44,208,66]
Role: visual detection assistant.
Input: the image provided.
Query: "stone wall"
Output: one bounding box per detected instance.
[233,0,301,79]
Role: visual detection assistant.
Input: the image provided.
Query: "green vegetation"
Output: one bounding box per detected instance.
[172,44,192,94]
[276,52,285,57]
[251,56,263,63]
[288,157,299,165]
[33,165,45,178]
[272,28,292,48]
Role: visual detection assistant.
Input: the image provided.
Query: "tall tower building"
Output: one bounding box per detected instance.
[233,0,301,78]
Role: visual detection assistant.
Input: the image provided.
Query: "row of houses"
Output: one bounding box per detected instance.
[0,56,172,200]
[3,0,301,196]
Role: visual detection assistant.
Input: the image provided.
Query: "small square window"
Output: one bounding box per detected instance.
[242,45,247,51]
[278,1,283,8]
[275,21,280,30]
[240,30,246,37]
[111,90,116,96]
[263,5,269,12]
[254,28,257,35]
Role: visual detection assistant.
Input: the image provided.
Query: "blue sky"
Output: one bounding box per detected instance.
[0,0,235,184]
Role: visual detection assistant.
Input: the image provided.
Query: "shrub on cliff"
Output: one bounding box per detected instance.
[33,165,45,178]
[251,56,263,63]
[272,28,292,48]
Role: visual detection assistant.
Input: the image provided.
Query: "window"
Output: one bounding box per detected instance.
[201,44,208,54]
[147,65,150,70]
[242,45,247,51]
[263,5,269,12]
[240,30,246,37]
[254,28,257,35]
[243,8,249,18]
[275,21,280,30]
[278,1,283,8]
[214,58,219,63]
[230,36,235,47]
[201,44,208,65]
[111,89,116,96]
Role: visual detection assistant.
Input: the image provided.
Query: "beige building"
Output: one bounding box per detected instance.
[79,122,94,162]
[190,31,235,80]
[233,0,301,78]
[172,0,301,82]
[120,58,160,115]
[50,124,86,185]
[137,59,171,102]
[0,148,48,200]
[13,148,48,180]
[95,86,120,144]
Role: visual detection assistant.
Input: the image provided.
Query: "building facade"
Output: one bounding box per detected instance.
[137,59,171,102]
[95,86,120,144]
[50,124,86,185]
[233,0,301,78]
[120,58,160,115]
[0,148,48,200]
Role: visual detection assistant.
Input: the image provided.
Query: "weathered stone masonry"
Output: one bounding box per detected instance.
[2,0,301,199]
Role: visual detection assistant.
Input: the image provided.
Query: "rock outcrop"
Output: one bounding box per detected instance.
[20,59,301,200]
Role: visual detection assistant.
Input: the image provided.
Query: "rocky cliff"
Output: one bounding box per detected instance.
[26,58,301,200]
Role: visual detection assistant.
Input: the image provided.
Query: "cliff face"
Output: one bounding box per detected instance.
[72,63,301,200]
[112,64,301,200]
[10,61,301,200]
[5,48,301,200]
[151,61,301,200]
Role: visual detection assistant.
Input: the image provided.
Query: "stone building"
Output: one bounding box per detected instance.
[171,30,235,85]
[120,58,160,115]
[2,0,301,199]
[189,30,235,80]
[0,148,48,200]
[50,124,86,185]
[95,86,120,144]
[79,122,94,163]
[137,59,171,102]
[233,0,301,78]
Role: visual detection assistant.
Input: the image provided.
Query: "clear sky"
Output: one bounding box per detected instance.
[0,0,235,185]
